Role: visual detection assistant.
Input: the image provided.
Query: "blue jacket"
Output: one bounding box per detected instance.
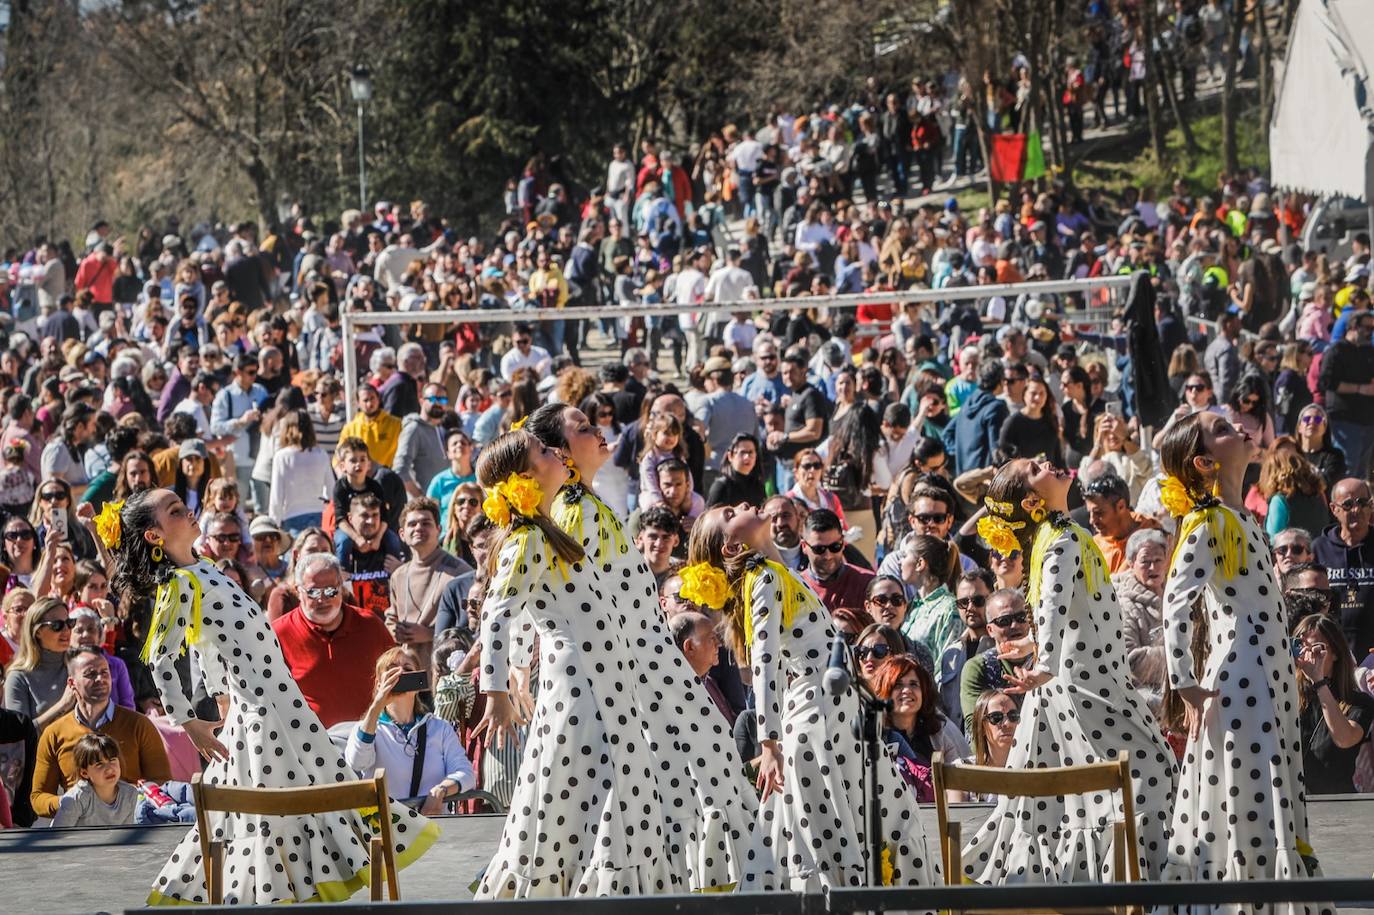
[949,387,1009,475]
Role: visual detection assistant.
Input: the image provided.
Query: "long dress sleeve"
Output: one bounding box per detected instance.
[479,531,546,693]
[148,618,199,726]
[748,567,785,743]
[1031,528,1082,678]
[1162,521,1211,692]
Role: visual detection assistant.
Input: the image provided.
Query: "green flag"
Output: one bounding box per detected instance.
[1023,130,1046,180]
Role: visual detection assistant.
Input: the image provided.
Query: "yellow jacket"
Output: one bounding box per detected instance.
[528,265,569,308]
[340,410,403,468]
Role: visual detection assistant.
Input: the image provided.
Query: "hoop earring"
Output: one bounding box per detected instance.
[1029,506,1046,524]
[1210,460,1222,497]
[564,457,581,485]
[151,540,165,564]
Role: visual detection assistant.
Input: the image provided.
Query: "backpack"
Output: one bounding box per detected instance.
[823,453,869,512]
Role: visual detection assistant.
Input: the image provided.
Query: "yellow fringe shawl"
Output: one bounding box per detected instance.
[740,559,805,650]
[1027,519,1110,609]
[553,486,628,561]
[1171,502,1247,580]
[140,568,204,663]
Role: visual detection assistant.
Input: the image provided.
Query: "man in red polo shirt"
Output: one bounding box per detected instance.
[271,551,394,728]
[800,509,874,612]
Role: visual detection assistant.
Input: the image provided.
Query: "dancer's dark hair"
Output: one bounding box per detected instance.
[110,489,181,608]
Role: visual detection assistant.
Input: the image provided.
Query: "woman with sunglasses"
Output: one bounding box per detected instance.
[2,516,39,593]
[441,482,485,566]
[862,575,937,671]
[580,392,631,515]
[1295,403,1347,490]
[874,654,969,801]
[785,447,848,528]
[706,432,766,509]
[29,478,98,562]
[961,459,1176,884]
[1273,341,1315,436]
[1151,370,1219,451]
[968,689,1019,773]
[1221,373,1276,479]
[1,596,75,731]
[853,622,906,691]
[987,547,1023,590]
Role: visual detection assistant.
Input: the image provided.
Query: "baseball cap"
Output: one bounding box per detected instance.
[178,439,208,460]
[703,356,733,374]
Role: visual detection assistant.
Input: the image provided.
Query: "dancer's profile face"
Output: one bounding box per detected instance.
[558,408,609,476]
[1023,458,1070,506]
[523,434,569,495]
[146,489,199,556]
[1197,411,1257,469]
[718,503,765,553]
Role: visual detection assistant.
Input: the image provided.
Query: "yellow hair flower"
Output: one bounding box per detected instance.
[1158,474,1196,518]
[482,473,544,526]
[976,512,1024,557]
[983,496,1015,518]
[511,415,528,430]
[678,562,731,611]
[94,499,124,550]
[880,844,894,886]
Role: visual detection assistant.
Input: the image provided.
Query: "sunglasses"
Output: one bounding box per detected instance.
[805,541,845,554]
[463,597,483,611]
[4,530,33,542]
[514,339,532,347]
[912,512,949,525]
[598,410,615,419]
[868,593,906,608]
[37,619,72,633]
[456,496,480,507]
[989,611,1030,628]
[425,395,449,405]
[956,595,988,610]
[855,643,892,662]
[1183,383,1209,392]
[1242,397,1261,408]
[209,533,242,544]
[301,586,341,600]
[1300,414,1325,425]
[39,491,66,502]
[1335,497,1374,511]
[799,462,823,471]
[985,710,1022,726]
[1273,544,1309,556]
[991,549,1021,562]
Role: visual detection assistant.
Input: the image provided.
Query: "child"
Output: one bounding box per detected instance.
[49,733,139,828]
[332,437,388,531]
[637,413,691,509]
[196,476,252,562]
[0,439,35,519]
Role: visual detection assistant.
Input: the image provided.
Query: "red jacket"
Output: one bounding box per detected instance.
[74,253,116,304]
[271,604,395,728]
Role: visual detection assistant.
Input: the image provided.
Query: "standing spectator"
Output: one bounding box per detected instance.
[1082,473,1158,573]
[335,493,405,620]
[427,430,477,531]
[395,384,451,499]
[2,598,74,730]
[340,384,403,470]
[705,433,766,508]
[1315,478,1374,656]
[951,361,1009,476]
[1318,309,1374,480]
[739,337,787,407]
[768,351,831,492]
[268,409,335,534]
[271,552,395,728]
[938,569,994,728]
[1261,441,1331,537]
[309,375,346,455]
[1203,307,1244,405]
[901,534,961,659]
[209,354,265,506]
[799,509,874,611]
[1292,613,1374,795]
[156,344,201,425]
[1113,528,1169,702]
[878,93,911,198]
[1295,404,1347,491]
[40,403,97,497]
[73,244,117,311]
[958,589,1033,731]
[382,343,426,421]
[633,507,682,588]
[499,323,553,382]
[694,357,756,489]
[387,498,472,670]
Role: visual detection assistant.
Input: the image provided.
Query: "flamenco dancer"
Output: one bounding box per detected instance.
[522,402,761,890]
[962,459,1176,883]
[1156,412,1331,913]
[472,430,681,896]
[687,503,940,891]
[102,490,439,905]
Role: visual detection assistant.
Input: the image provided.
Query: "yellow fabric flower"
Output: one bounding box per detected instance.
[1158,474,1196,518]
[880,843,894,886]
[499,474,542,516]
[983,496,1015,518]
[482,489,511,527]
[511,415,527,430]
[976,513,1024,557]
[678,562,730,611]
[93,499,124,550]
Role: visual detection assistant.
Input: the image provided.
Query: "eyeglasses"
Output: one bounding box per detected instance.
[990,549,1021,562]
[985,710,1021,726]
[1273,544,1310,556]
[868,593,906,608]
[598,410,615,419]
[912,512,949,525]
[1300,414,1325,425]
[799,461,823,471]
[1334,497,1374,511]
[513,338,532,347]
[4,530,33,542]
[301,586,340,600]
[855,643,891,662]
[425,395,449,405]
[955,595,988,610]
[1242,397,1261,408]
[1183,383,1209,392]
[209,533,242,544]
[241,366,258,375]
[39,491,66,502]
[456,496,480,507]
[37,619,72,633]
[989,611,1030,628]
[805,541,845,554]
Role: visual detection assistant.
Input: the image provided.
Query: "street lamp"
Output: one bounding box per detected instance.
[349,65,373,213]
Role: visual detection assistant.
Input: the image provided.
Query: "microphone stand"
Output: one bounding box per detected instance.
[852,677,893,888]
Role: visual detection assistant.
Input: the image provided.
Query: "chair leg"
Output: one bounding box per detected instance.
[207,840,224,905]
[369,837,384,902]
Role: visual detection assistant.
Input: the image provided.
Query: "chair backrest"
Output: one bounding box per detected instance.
[192,771,385,817]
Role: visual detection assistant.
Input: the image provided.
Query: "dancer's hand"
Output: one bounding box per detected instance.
[995,636,1035,661]
[508,667,535,724]
[184,718,230,763]
[756,740,784,801]
[1177,685,1218,739]
[474,691,520,751]
[1003,667,1052,694]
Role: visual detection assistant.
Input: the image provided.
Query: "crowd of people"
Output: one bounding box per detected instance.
[0,56,1359,910]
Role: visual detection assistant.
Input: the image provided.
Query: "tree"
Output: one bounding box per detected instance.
[1220,0,1248,175]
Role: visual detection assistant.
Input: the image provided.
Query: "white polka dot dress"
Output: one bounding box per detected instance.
[474,524,679,897]
[1158,507,1332,914]
[743,559,940,892]
[962,521,1177,885]
[557,488,763,891]
[145,561,440,905]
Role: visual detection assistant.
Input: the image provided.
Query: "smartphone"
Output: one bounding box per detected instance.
[48,510,67,542]
[394,670,429,694]
[1105,401,1123,417]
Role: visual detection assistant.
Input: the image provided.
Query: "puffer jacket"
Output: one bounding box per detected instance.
[1113,569,1165,699]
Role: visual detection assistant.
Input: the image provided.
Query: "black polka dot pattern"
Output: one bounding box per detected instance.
[1158,510,1333,908]
[963,523,1178,885]
[145,561,437,904]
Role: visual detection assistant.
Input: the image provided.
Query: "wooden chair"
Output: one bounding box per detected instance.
[190,768,400,904]
[931,751,1141,915]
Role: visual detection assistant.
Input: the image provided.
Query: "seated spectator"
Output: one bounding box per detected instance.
[634,507,683,587]
[786,448,847,526]
[265,527,333,622]
[874,654,970,801]
[959,589,1032,731]
[346,646,474,816]
[1281,561,1334,623]
[1082,472,1159,574]
[669,611,742,725]
[854,623,906,692]
[861,574,933,671]
[762,494,805,570]
[3,597,75,731]
[969,688,1019,769]
[30,647,170,818]
[200,511,267,601]
[899,534,960,659]
[48,732,138,827]
[939,569,995,728]
[1260,438,1331,537]
[335,493,405,619]
[388,498,473,670]
[271,552,395,728]
[801,509,875,612]
[1272,527,1315,578]
[1293,613,1374,794]
[951,360,1009,476]
[1113,528,1169,703]
[1080,412,1151,503]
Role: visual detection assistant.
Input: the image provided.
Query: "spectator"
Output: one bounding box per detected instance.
[427,430,477,530]
[633,506,682,588]
[762,493,805,570]
[1292,613,1374,795]
[694,357,757,488]
[969,689,1019,769]
[500,323,552,381]
[854,623,905,689]
[668,612,741,724]
[786,448,846,526]
[1113,528,1169,702]
[47,731,139,827]
[264,528,334,622]
[1082,472,1158,573]
[1083,412,1151,502]
[874,655,969,801]
[1295,404,1347,492]
[739,338,787,407]
[268,409,334,534]
[768,351,830,491]
[951,360,1009,476]
[900,534,960,660]
[30,646,170,818]
[339,384,403,470]
[939,569,995,728]
[271,552,394,728]
[800,509,874,612]
[1260,439,1331,537]
[1314,478,1374,656]
[40,403,97,497]
[68,608,133,710]
[1318,308,1374,479]
[387,498,473,669]
[346,645,474,814]
[395,383,452,499]
[381,344,426,421]
[648,458,704,535]
[209,354,266,505]
[3,597,75,730]
[335,493,405,620]
[1204,307,1244,405]
[999,376,1063,466]
[1272,527,1315,578]
[705,433,766,508]
[959,589,1032,731]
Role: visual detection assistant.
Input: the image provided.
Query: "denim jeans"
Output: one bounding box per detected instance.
[284,512,323,537]
[737,170,756,218]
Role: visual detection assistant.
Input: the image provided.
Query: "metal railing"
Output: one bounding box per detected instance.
[339,274,1135,420]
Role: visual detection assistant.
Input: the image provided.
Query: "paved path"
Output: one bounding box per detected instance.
[5,794,1371,913]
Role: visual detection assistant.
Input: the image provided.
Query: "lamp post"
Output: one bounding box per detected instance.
[349,65,373,213]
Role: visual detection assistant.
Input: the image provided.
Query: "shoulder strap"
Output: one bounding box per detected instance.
[409,720,429,799]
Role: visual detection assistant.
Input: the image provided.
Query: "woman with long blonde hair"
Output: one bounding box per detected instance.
[687,502,939,891]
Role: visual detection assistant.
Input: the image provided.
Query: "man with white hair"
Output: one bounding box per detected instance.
[270,552,395,728]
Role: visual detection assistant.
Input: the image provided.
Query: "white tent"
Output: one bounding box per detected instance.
[1270,0,1374,201]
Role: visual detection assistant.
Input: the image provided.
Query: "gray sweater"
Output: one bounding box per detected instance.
[50,779,139,827]
[3,648,68,718]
